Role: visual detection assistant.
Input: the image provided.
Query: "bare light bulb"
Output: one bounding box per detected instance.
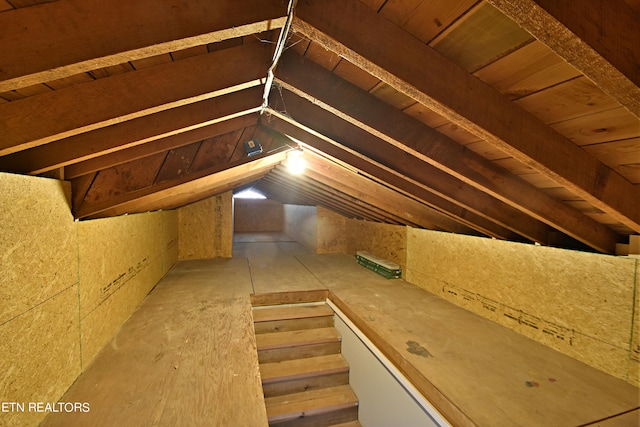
[286,149,306,175]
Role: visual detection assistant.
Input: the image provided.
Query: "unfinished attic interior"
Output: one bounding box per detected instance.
[1,0,639,425]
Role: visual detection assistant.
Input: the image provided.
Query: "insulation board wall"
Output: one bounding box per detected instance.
[283,204,318,253]
[178,192,233,259]
[0,173,179,427]
[234,199,284,232]
[78,209,178,365]
[405,228,639,386]
[316,206,351,254]
[349,220,407,275]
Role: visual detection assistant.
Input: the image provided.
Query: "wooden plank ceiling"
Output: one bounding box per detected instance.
[0,0,638,254]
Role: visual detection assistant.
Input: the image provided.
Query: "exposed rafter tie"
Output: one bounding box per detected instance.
[261,0,297,114]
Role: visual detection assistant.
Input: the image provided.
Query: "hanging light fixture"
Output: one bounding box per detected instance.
[286,147,306,175]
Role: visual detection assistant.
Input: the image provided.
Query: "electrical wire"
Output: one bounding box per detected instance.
[260,0,297,114]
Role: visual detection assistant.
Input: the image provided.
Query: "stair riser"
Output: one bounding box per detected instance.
[259,342,342,364]
[269,405,358,427]
[254,316,334,334]
[263,372,350,398]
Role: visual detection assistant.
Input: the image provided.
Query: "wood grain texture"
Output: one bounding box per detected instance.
[405,227,640,386]
[269,93,548,242]
[76,145,283,219]
[275,52,616,251]
[264,115,522,241]
[0,42,271,156]
[487,0,640,117]
[294,0,640,237]
[429,1,533,72]
[0,287,81,427]
[250,290,329,307]
[178,192,233,259]
[23,234,640,427]
[473,40,582,100]
[316,207,352,255]
[0,86,264,174]
[0,173,179,427]
[256,327,340,351]
[0,174,76,324]
[234,199,284,232]
[265,385,358,423]
[349,222,407,274]
[42,260,267,427]
[0,0,287,91]
[253,304,334,323]
[260,353,348,384]
[64,114,258,179]
[301,155,473,234]
[312,255,639,426]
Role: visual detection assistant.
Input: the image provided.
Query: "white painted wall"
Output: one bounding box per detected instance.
[333,310,448,427]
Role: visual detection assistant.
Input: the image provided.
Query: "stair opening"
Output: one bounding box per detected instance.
[251,292,361,427]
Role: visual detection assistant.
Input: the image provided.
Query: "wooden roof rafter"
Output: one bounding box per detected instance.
[0,0,288,92]
[0,87,265,175]
[0,0,636,254]
[486,0,640,118]
[273,49,621,253]
[292,0,640,240]
[262,110,534,241]
[77,148,288,219]
[293,152,479,233]
[0,42,273,157]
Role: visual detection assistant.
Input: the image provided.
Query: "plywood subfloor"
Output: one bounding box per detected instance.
[41,258,267,427]
[43,238,639,426]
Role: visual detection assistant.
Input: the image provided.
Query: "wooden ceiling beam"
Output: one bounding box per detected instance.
[257,178,323,208]
[298,153,476,233]
[275,51,620,253]
[256,179,330,209]
[263,114,526,242]
[294,0,639,240]
[256,179,364,220]
[267,92,550,243]
[0,86,264,175]
[64,114,260,179]
[486,0,640,117]
[77,150,287,219]
[0,43,272,156]
[0,0,287,91]
[262,172,386,222]
[124,170,273,215]
[270,166,411,225]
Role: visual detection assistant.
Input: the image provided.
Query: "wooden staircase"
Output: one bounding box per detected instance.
[252,293,361,427]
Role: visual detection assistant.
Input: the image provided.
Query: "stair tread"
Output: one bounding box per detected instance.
[329,421,362,427]
[253,304,334,323]
[261,353,348,384]
[265,385,358,423]
[256,327,340,351]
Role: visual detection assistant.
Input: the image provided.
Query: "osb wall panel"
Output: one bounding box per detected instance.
[0,173,77,324]
[0,173,79,427]
[406,228,639,386]
[234,199,284,232]
[81,257,163,365]
[0,173,178,427]
[162,210,179,274]
[349,220,407,273]
[316,207,350,254]
[78,212,163,318]
[178,192,233,259]
[78,210,171,365]
[0,287,81,427]
[283,204,317,253]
